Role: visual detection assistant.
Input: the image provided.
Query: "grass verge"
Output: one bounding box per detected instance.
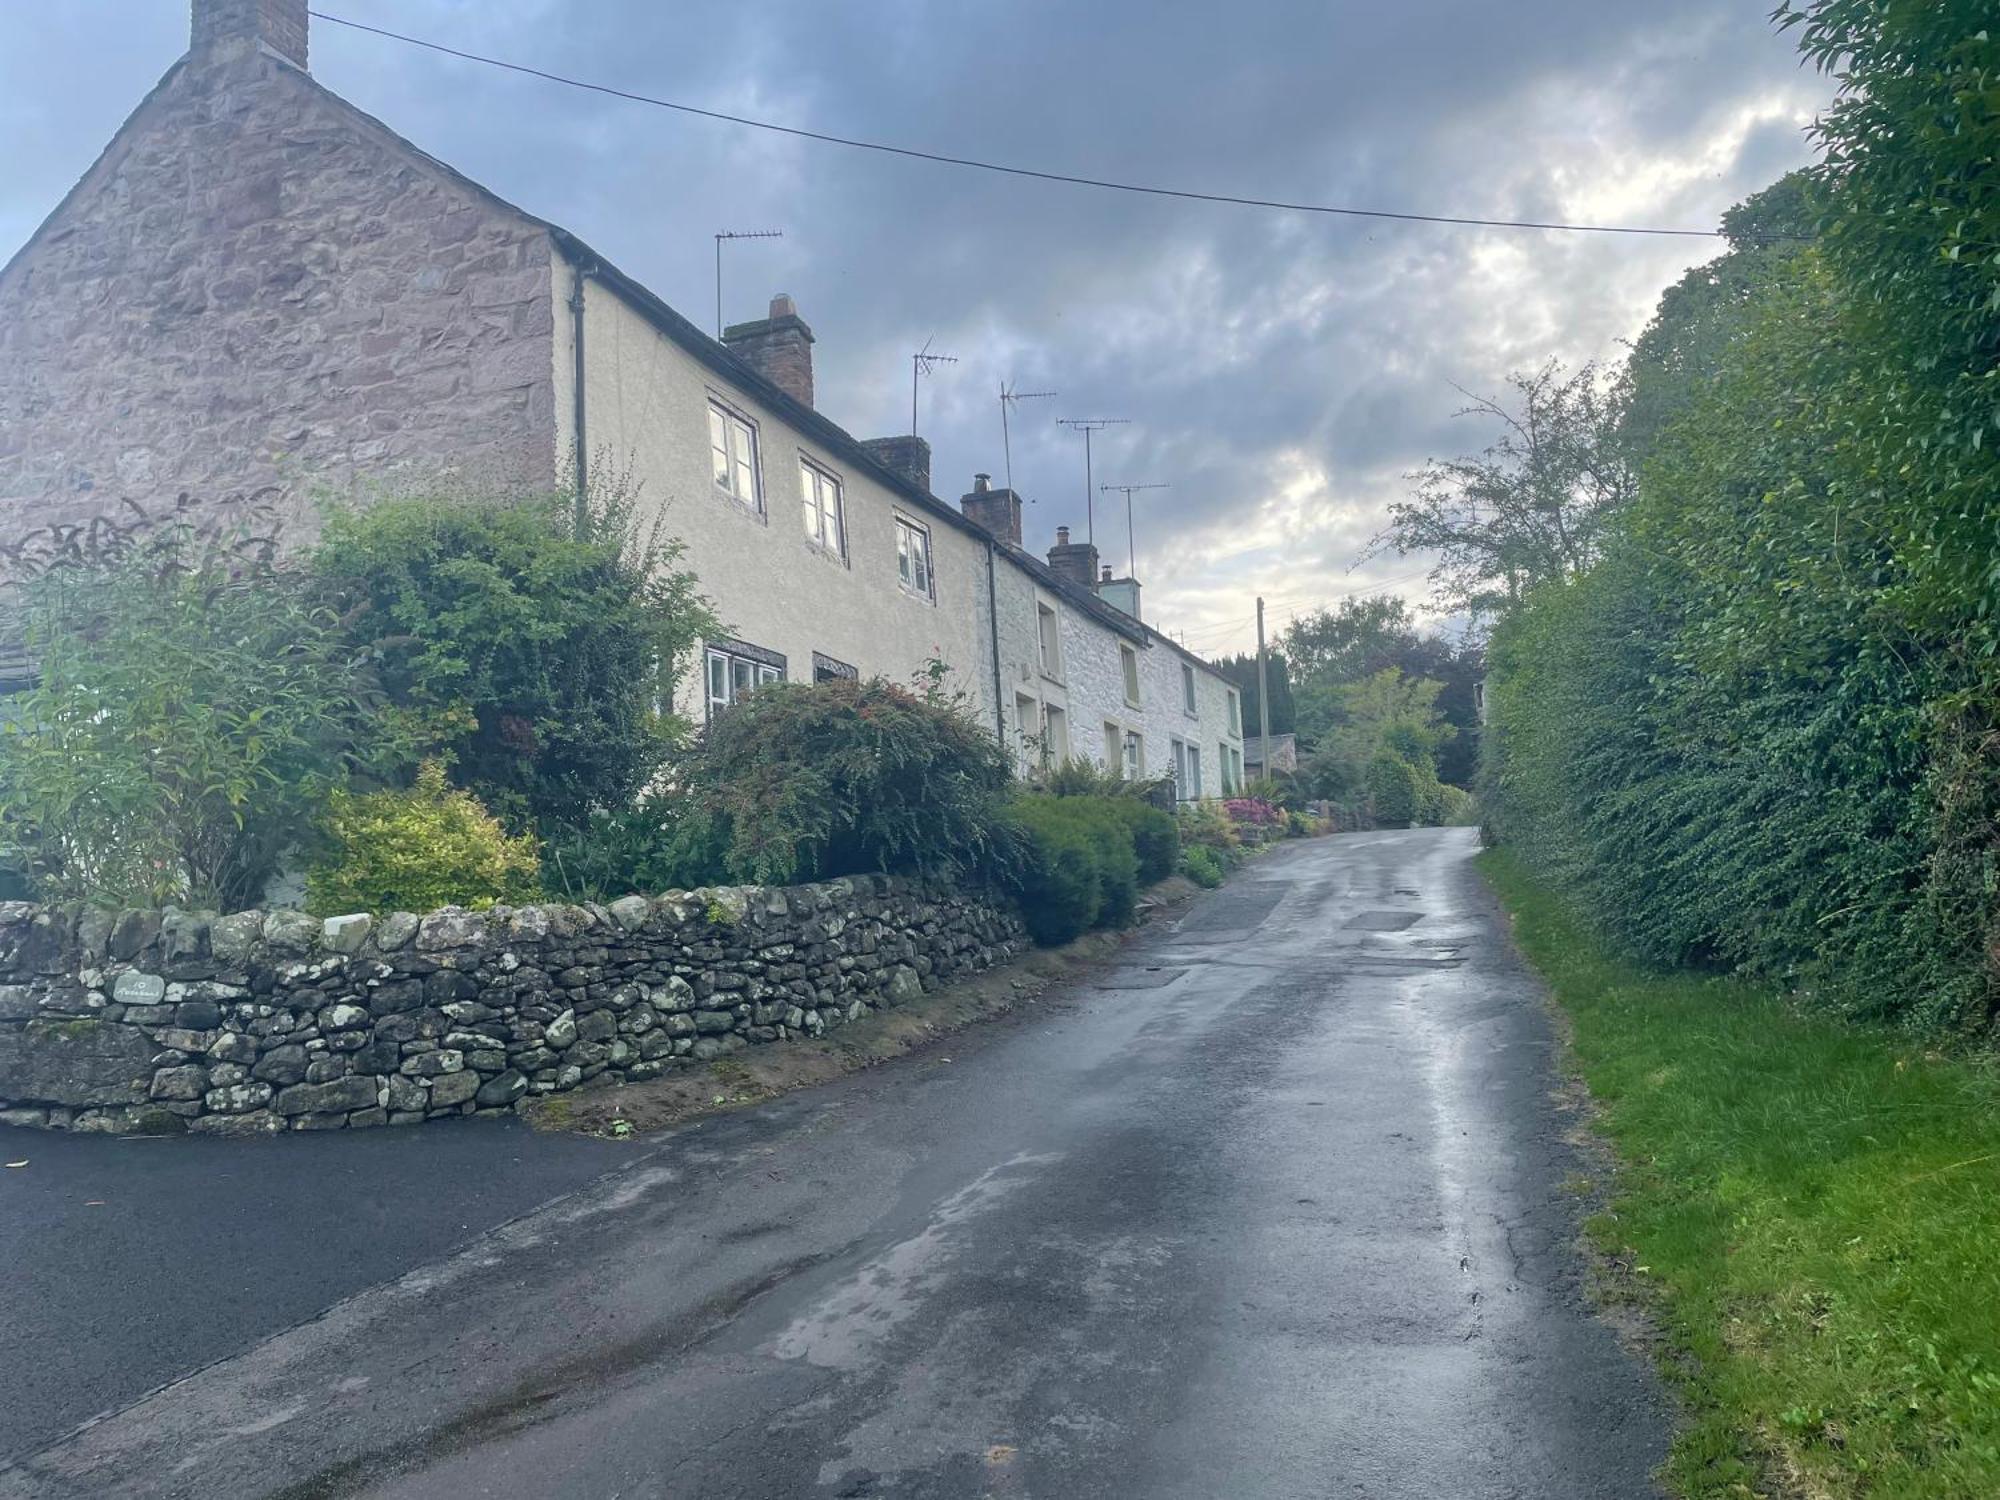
[1480,848,2000,1500]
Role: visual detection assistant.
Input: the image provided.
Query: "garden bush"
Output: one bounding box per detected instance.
[1179,844,1227,888]
[1102,796,1180,884]
[306,761,540,916]
[0,529,376,909]
[1365,753,1422,828]
[308,487,715,833]
[1224,797,1284,836]
[1007,795,1108,945]
[678,676,1015,886]
[536,791,722,902]
[1178,799,1242,858]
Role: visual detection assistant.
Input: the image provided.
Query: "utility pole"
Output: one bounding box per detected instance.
[1056,417,1129,546]
[998,383,1057,497]
[910,338,958,437]
[713,229,783,338]
[1256,596,1272,774]
[1099,482,1167,578]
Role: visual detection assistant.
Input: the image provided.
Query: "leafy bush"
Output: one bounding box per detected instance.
[1008,796,1105,944]
[1178,799,1242,857]
[679,676,1016,886]
[308,487,715,832]
[0,531,374,908]
[1365,753,1421,828]
[1179,844,1227,888]
[1028,759,1177,883]
[1103,797,1180,884]
[1006,793,1149,944]
[536,792,720,902]
[307,761,540,915]
[1435,784,1479,827]
[1035,756,1131,798]
[1224,797,1283,829]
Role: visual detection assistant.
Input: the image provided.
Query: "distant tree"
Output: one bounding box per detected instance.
[1377,360,1633,618]
[1281,596,1422,686]
[1298,668,1452,802]
[1213,651,1295,737]
[1279,597,1481,784]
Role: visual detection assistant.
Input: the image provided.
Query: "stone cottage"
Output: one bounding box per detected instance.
[0,0,1241,785]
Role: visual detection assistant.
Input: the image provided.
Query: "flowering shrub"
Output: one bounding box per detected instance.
[1224,797,1283,827]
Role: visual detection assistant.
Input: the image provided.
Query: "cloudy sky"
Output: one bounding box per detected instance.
[0,1,1830,656]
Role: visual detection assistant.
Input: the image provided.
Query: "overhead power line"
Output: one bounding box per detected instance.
[310,10,1729,240]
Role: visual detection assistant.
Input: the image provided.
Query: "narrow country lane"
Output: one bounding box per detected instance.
[0,829,1667,1499]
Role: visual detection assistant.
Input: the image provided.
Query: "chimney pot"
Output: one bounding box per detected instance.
[1056,526,1070,544]
[973,473,990,492]
[192,0,309,68]
[722,293,816,409]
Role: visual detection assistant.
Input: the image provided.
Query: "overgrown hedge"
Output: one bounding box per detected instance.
[1482,1,1999,1034]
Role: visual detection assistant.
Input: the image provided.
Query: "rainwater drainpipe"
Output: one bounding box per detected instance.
[985,539,1005,740]
[568,258,596,536]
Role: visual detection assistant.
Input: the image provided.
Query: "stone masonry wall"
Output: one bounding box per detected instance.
[0,45,559,549]
[0,878,1025,1137]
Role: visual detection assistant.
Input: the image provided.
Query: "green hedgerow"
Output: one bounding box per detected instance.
[307,761,540,916]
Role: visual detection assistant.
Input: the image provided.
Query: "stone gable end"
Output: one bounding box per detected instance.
[0,49,561,547]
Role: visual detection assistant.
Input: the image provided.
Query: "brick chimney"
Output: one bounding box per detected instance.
[722,293,814,409]
[1047,525,1099,589]
[960,473,1023,546]
[858,435,931,495]
[192,0,308,69]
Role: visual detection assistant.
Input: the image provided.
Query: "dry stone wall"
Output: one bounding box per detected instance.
[0,878,1025,1136]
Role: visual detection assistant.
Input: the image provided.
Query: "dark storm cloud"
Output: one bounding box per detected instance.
[0,1,1828,652]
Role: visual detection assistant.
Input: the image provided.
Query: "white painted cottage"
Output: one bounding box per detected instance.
[0,0,1243,794]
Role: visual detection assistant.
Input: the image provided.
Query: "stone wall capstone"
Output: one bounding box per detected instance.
[0,878,1026,1136]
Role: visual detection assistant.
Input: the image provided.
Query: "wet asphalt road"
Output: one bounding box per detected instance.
[0,828,1666,1498]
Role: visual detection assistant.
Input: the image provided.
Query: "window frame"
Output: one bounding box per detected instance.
[799,455,846,559]
[1120,644,1141,708]
[703,637,785,720]
[895,515,935,601]
[1227,689,1242,737]
[812,651,858,684]
[1182,662,1199,716]
[1122,729,1144,780]
[1042,703,1069,766]
[707,397,763,513]
[1036,600,1063,681]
